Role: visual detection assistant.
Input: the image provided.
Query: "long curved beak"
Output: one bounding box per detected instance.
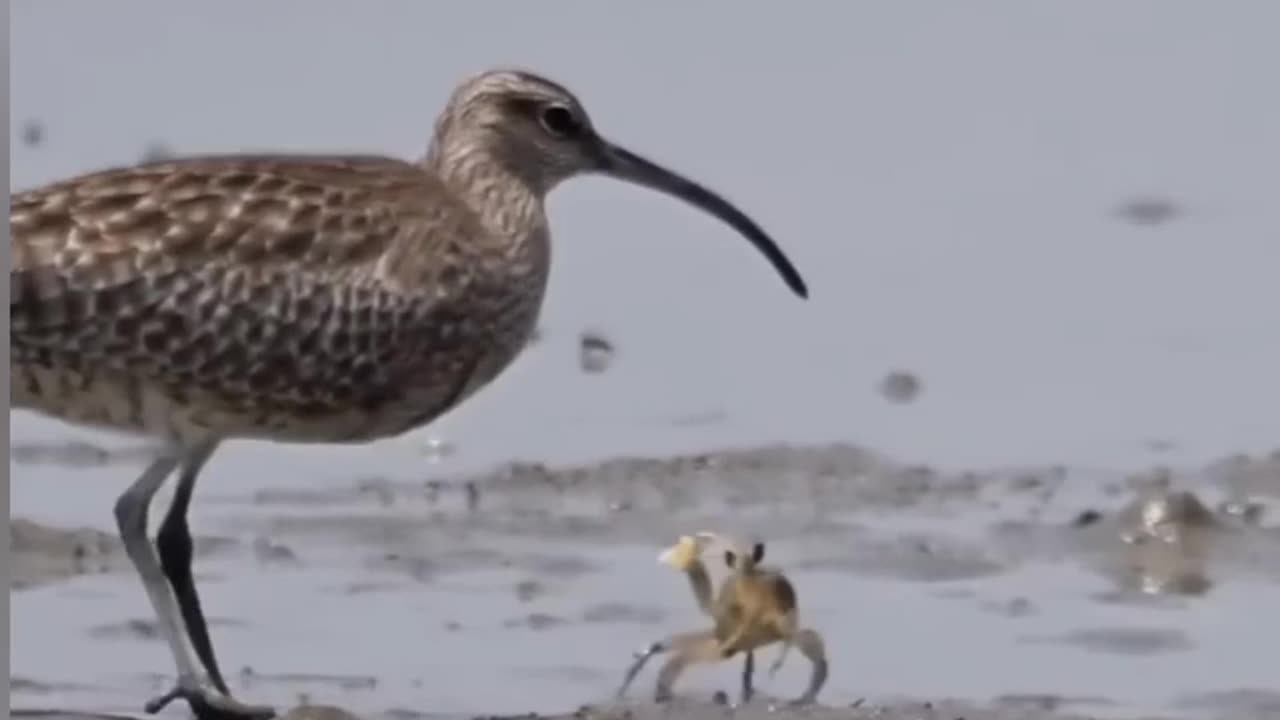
[597,139,809,299]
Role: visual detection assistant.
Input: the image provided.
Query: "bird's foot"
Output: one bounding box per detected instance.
[144,679,275,720]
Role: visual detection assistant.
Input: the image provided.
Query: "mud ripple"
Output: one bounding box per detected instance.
[1023,626,1194,656]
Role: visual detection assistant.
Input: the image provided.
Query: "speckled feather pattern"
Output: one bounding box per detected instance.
[10,153,550,444]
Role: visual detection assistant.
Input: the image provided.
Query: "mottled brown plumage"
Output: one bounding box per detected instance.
[12,153,539,443]
[9,68,808,720]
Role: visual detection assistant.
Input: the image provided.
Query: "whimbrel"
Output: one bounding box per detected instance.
[618,533,828,705]
[9,68,808,719]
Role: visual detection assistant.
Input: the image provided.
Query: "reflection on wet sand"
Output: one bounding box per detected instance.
[1073,486,1278,599]
[10,445,1280,720]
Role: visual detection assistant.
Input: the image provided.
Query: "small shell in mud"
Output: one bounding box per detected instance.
[1114,196,1182,227]
[420,435,457,463]
[879,370,922,404]
[20,120,45,147]
[1218,499,1265,525]
[579,330,616,374]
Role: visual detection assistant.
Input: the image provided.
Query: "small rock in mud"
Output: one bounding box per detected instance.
[1217,499,1265,525]
[466,480,481,511]
[1071,509,1103,527]
[1116,489,1217,544]
[579,330,616,374]
[356,477,396,506]
[581,602,666,624]
[254,536,301,566]
[341,581,401,595]
[514,579,545,602]
[503,612,566,631]
[20,120,45,147]
[1114,196,1182,226]
[420,436,457,464]
[878,370,922,404]
[87,618,161,641]
[981,596,1036,618]
[368,552,435,582]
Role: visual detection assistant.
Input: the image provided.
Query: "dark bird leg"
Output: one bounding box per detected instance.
[740,649,755,705]
[156,440,230,695]
[113,443,274,720]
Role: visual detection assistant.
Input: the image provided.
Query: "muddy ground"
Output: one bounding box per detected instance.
[10,441,1280,720]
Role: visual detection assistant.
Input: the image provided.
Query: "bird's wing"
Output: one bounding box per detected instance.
[12,153,465,292]
[10,154,484,405]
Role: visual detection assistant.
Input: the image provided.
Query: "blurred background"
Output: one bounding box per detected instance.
[10,3,1280,719]
[12,2,1279,475]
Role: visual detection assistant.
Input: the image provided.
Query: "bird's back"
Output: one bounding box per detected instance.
[10,153,543,444]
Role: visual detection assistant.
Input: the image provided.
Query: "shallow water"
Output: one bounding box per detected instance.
[10,4,1280,720]
[10,446,1280,720]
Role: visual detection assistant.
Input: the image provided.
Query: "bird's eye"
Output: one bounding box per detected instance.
[539,104,582,139]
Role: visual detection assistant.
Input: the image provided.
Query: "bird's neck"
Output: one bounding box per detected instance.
[422,140,548,247]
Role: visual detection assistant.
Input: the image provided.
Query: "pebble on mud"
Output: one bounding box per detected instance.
[503,612,566,631]
[879,370,922,404]
[1113,196,1182,227]
[514,579,545,602]
[1072,509,1103,527]
[578,330,616,374]
[20,120,45,147]
[1218,499,1265,526]
[253,536,301,566]
[420,436,457,464]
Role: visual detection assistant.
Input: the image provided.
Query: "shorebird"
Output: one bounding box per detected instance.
[9,68,808,720]
[617,533,828,705]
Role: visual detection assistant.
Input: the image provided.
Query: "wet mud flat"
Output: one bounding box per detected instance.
[4,695,1155,720]
[10,441,1280,720]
